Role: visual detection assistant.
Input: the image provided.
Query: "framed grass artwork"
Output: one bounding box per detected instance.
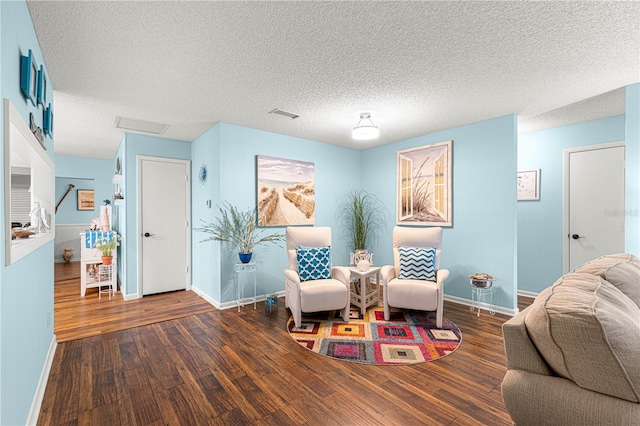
[396,140,452,226]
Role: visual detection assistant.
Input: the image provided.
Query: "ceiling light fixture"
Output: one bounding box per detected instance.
[352,112,379,140]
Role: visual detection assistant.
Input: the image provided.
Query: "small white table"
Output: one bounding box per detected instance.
[349,266,382,316]
[98,264,116,299]
[469,277,496,317]
[235,262,257,311]
[80,232,118,297]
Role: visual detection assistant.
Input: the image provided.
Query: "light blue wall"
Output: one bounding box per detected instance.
[191,125,222,301]
[626,84,640,256]
[122,133,191,297]
[113,138,126,292]
[54,177,94,224]
[55,154,113,224]
[517,115,626,293]
[0,1,55,424]
[361,115,519,310]
[190,123,361,304]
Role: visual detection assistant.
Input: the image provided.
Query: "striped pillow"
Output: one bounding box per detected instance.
[398,246,436,281]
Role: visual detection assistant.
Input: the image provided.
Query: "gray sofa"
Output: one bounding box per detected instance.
[501,254,640,425]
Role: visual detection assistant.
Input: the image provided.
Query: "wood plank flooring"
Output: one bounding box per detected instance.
[54,262,216,342]
[42,268,534,425]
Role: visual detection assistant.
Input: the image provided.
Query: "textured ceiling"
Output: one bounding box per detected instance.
[26,1,640,159]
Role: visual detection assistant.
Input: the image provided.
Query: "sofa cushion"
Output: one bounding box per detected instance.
[574,253,640,308]
[525,273,640,403]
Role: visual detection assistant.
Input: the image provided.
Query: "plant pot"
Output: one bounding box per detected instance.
[101,256,113,266]
[63,248,72,263]
[238,253,252,264]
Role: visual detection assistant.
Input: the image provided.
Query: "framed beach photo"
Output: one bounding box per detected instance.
[256,155,315,226]
[517,169,540,201]
[396,140,453,226]
[77,189,95,211]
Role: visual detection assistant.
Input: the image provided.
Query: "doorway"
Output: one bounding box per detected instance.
[137,156,191,297]
[563,141,625,272]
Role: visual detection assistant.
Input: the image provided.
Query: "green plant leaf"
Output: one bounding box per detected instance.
[194,201,284,255]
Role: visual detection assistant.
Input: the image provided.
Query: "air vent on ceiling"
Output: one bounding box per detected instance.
[114,116,169,135]
[269,108,300,120]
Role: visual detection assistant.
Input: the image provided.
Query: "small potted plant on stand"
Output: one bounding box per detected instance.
[195,202,284,263]
[93,234,120,265]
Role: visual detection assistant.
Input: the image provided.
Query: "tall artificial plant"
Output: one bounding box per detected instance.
[195,202,284,254]
[336,190,387,251]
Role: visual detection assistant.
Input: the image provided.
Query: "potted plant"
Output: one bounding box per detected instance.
[336,189,387,259]
[93,234,120,265]
[196,202,284,263]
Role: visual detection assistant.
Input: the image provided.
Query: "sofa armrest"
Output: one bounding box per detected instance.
[284,268,301,288]
[380,265,395,284]
[331,266,351,287]
[436,268,449,288]
[502,369,640,426]
[502,305,552,375]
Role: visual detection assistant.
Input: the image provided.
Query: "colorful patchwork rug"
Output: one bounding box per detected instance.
[287,308,462,365]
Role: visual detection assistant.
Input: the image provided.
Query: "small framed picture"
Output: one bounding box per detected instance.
[43,104,53,136]
[20,50,38,106]
[37,65,47,106]
[77,189,95,211]
[517,169,540,201]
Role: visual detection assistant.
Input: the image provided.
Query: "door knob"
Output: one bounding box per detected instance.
[144,232,153,237]
[571,234,584,240]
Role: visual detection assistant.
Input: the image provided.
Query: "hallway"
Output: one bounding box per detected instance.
[54,262,216,342]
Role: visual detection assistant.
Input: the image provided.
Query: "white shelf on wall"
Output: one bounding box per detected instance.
[112,174,123,201]
[4,99,55,265]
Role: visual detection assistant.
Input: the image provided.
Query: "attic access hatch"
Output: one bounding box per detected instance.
[114,116,169,135]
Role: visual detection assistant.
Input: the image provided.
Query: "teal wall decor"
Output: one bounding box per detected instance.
[199,163,208,184]
[37,64,47,106]
[20,49,38,106]
[43,103,53,136]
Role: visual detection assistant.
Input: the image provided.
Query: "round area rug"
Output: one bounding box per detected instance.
[287,307,462,365]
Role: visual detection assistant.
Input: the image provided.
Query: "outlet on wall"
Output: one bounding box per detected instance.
[47,310,52,328]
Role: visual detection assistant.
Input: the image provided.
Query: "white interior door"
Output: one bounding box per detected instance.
[564,142,625,271]
[138,156,190,296]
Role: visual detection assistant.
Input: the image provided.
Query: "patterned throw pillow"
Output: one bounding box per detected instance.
[398,246,437,281]
[296,246,332,282]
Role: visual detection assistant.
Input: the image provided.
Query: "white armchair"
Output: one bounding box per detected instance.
[284,227,351,328]
[381,226,450,327]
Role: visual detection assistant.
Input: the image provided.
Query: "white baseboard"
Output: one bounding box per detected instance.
[517,289,539,299]
[444,294,519,317]
[191,285,222,309]
[122,292,140,301]
[54,257,81,264]
[26,336,57,426]
[191,286,285,311]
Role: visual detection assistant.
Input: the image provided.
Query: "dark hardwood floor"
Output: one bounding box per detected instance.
[40,268,534,426]
[54,262,216,342]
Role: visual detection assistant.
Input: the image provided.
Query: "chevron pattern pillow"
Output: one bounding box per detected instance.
[398,246,437,281]
[296,246,332,282]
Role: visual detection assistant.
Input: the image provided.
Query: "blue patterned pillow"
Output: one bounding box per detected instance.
[297,246,332,282]
[398,246,436,281]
